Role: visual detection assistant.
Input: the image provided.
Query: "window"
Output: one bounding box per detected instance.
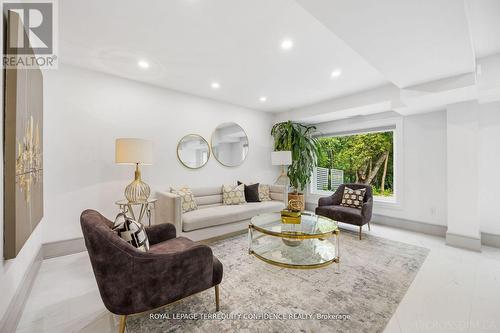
[311,130,395,198]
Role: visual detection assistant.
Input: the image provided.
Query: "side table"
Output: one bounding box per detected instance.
[115,198,157,226]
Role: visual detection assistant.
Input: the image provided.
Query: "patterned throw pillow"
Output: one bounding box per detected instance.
[222,184,246,205]
[340,187,366,209]
[113,213,150,252]
[259,184,272,201]
[170,187,197,213]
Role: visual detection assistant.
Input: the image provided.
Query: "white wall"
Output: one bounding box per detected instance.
[43,64,277,243]
[376,111,448,226]
[304,111,448,226]
[446,102,480,240]
[478,101,500,235]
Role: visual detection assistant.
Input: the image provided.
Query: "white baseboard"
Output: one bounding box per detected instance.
[42,237,86,259]
[371,214,447,237]
[446,232,482,252]
[481,232,500,248]
[0,247,43,333]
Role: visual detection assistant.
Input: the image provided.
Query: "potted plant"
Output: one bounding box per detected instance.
[271,121,321,210]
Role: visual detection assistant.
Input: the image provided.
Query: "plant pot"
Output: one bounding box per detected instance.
[287,192,305,211]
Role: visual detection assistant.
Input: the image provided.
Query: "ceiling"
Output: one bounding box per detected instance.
[59,0,500,113]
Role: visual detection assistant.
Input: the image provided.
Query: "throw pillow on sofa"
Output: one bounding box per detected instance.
[112,213,150,252]
[222,184,246,205]
[237,181,260,202]
[170,186,198,213]
[258,184,272,201]
[340,187,366,209]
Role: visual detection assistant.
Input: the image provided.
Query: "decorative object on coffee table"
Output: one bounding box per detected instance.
[115,138,153,203]
[316,183,373,240]
[115,198,157,227]
[80,210,223,333]
[271,121,321,211]
[248,211,340,270]
[271,151,292,185]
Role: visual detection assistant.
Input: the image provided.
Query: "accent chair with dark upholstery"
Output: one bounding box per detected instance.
[315,184,373,240]
[80,209,223,333]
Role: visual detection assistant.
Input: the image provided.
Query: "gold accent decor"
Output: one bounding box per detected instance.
[211,122,249,167]
[248,212,340,271]
[176,134,210,169]
[281,216,301,224]
[124,163,151,203]
[287,193,305,211]
[249,250,338,269]
[280,209,301,224]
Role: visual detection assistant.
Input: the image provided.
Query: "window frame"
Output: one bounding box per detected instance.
[308,116,403,209]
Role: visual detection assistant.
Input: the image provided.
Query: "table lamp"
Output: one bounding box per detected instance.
[115,138,153,203]
[271,151,292,185]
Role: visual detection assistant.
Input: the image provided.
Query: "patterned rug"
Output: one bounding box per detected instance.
[126,231,429,333]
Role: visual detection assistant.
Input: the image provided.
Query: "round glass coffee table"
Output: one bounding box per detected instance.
[248,211,340,270]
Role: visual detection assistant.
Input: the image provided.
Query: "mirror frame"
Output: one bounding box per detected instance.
[211,122,249,167]
[176,134,210,169]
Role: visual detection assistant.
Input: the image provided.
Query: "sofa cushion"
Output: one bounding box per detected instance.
[191,186,222,197]
[170,187,198,213]
[315,205,363,225]
[196,194,223,206]
[258,184,272,201]
[222,184,246,205]
[237,181,260,203]
[183,201,285,231]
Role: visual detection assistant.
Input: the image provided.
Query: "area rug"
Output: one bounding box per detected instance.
[126,231,429,333]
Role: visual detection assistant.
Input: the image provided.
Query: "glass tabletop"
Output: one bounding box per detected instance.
[250,211,338,239]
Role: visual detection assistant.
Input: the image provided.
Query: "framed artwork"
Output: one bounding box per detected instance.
[3,11,44,259]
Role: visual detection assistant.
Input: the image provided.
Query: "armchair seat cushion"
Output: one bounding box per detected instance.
[148,236,195,254]
[149,237,223,285]
[315,205,364,225]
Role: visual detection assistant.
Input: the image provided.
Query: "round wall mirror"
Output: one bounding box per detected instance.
[177,134,210,169]
[211,122,249,167]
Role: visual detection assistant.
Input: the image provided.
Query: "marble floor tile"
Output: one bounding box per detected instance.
[14,224,500,333]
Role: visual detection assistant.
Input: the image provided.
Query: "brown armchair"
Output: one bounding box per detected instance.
[80,210,223,333]
[315,184,373,240]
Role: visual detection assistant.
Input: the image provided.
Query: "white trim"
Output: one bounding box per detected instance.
[42,237,86,259]
[0,247,43,333]
[446,232,482,252]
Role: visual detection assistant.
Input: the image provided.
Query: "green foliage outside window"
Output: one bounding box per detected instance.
[317,131,394,196]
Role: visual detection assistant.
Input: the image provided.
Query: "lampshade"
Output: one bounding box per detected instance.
[271,151,292,166]
[115,138,153,165]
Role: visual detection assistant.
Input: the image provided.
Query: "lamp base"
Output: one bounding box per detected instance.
[125,179,150,203]
[275,174,289,186]
[274,165,289,186]
[125,164,151,203]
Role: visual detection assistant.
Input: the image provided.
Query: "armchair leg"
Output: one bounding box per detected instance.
[118,315,127,333]
[368,221,371,231]
[359,226,362,240]
[215,285,220,312]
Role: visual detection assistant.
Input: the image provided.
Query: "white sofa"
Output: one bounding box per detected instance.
[155,185,287,241]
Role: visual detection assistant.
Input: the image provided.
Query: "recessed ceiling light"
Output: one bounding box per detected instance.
[280,39,294,50]
[331,69,342,78]
[138,60,150,69]
[259,96,267,102]
[211,82,220,89]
